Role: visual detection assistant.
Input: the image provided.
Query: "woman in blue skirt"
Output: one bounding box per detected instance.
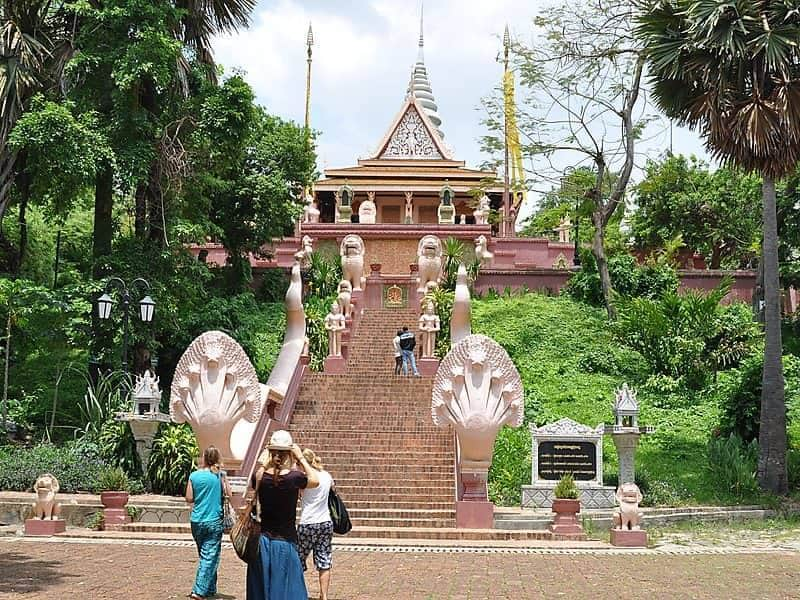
[245,430,320,600]
[186,446,231,600]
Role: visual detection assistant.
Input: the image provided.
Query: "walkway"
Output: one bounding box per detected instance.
[2,537,799,599]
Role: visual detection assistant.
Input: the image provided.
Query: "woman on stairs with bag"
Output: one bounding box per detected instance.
[297,449,335,600]
[244,430,320,600]
[185,446,232,600]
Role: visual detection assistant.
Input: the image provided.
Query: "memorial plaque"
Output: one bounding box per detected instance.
[537,440,597,481]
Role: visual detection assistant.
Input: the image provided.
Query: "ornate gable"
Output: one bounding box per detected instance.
[380,104,442,159]
[370,97,453,161]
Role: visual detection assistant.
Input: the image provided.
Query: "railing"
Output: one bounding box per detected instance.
[235,357,308,497]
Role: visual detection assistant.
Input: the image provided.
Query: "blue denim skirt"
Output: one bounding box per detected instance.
[246,534,308,600]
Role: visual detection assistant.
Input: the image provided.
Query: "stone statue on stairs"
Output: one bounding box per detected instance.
[417,235,443,293]
[340,234,366,291]
[473,194,490,225]
[303,190,320,223]
[474,235,493,266]
[324,302,346,357]
[337,280,353,319]
[418,301,441,358]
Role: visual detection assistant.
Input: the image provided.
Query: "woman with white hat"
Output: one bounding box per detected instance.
[245,429,319,599]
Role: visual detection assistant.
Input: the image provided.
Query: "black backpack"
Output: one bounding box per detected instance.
[327,488,352,535]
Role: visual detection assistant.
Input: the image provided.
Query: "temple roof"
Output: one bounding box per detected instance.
[407,8,443,138]
[367,96,453,161]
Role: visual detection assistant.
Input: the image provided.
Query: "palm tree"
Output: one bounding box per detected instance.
[0,1,72,220]
[637,0,800,494]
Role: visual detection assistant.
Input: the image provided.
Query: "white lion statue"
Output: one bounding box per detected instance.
[32,474,61,520]
[613,483,644,531]
[340,234,365,291]
[474,235,493,266]
[417,235,443,293]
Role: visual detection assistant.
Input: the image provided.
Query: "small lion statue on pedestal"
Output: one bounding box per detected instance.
[32,474,61,520]
[417,235,443,293]
[340,234,365,291]
[612,482,643,531]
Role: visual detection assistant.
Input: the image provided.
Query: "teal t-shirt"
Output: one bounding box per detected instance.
[189,470,222,523]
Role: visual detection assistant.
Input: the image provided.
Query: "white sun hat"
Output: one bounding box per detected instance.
[267,429,294,451]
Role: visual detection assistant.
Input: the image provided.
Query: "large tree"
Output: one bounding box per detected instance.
[483,0,651,318]
[637,0,800,494]
[631,154,762,269]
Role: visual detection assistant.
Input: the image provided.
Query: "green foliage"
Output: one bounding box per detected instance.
[76,369,127,438]
[707,434,759,498]
[630,155,762,269]
[615,279,760,389]
[553,473,579,499]
[718,354,800,443]
[8,96,111,218]
[146,423,197,496]
[0,441,109,493]
[304,295,335,372]
[488,426,530,505]
[98,420,142,478]
[306,250,342,299]
[86,511,104,530]
[565,252,678,306]
[96,466,130,492]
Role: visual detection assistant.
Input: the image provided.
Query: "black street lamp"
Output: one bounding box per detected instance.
[96,277,155,376]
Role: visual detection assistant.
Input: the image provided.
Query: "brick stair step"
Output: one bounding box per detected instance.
[344,527,560,541]
[340,500,455,510]
[345,508,455,519]
[349,517,455,528]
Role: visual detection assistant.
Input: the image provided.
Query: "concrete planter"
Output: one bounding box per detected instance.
[100,491,130,530]
[549,498,583,535]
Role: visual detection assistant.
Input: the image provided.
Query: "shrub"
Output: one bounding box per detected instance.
[98,420,141,478]
[553,473,579,499]
[718,353,800,443]
[565,252,678,305]
[707,434,759,498]
[0,441,109,492]
[615,278,760,389]
[147,423,198,496]
[96,466,130,492]
[488,426,530,505]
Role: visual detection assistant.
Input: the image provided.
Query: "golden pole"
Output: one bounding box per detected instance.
[502,25,511,237]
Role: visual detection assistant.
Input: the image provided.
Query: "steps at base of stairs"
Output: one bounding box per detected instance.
[115,522,581,541]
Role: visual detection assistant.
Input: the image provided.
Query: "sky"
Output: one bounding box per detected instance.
[212,0,711,219]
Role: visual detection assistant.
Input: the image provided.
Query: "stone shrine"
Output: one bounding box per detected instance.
[522,418,616,508]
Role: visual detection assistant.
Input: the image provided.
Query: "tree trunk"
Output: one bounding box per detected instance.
[146,163,165,247]
[134,182,148,238]
[757,176,787,495]
[2,311,10,436]
[16,194,28,274]
[592,209,616,320]
[92,166,114,279]
[752,252,765,323]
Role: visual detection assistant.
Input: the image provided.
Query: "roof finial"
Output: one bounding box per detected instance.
[419,3,424,47]
[406,1,443,138]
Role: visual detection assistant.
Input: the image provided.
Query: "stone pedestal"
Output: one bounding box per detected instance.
[549,499,583,535]
[455,501,493,529]
[418,357,439,377]
[610,528,647,547]
[25,518,66,536]
[612,432,640,485]
[103,508,130,530]
[323,355,346,374]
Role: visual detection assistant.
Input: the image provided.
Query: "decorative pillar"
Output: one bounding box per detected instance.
[404,191,414,224]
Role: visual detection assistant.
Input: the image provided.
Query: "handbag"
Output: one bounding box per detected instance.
[327,488,352,535]
[230,470,262,563]
[220,474,234,533]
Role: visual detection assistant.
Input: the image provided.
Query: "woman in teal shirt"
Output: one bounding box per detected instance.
[186,446,231,600]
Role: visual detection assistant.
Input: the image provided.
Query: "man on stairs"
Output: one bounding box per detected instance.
[399,326,420,377]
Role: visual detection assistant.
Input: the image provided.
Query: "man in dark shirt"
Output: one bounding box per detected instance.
[398,326,420,376]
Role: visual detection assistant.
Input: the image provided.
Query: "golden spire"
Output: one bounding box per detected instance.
[503,25,525,235]
[304,22,314,134]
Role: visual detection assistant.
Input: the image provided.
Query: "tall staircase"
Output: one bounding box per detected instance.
[290,307,459,538]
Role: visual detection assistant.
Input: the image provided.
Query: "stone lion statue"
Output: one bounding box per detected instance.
[32,474,61,520]
[612,482,643,531]
[340,234,365,291]
[417,235,442,292]
[337,279,353,319]
[474,235,493,266]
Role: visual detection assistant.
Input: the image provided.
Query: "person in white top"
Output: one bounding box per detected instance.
[392,330,403,375]
[297,448,334,600]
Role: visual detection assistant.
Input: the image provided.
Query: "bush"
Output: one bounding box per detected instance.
[718,353,800,443]
[147,423,198,496]
[488,426,530,505]
[565,252,678,305]
[615,278,760,389]
[98,420,141,478]
[553,473,579,499]
[96,466,130,492]
[707,434,759,498]
[0,441,110,492]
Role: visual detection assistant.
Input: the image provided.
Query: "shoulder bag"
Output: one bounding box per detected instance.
[230,470,263,563]
[327,487,352,535]
[220,473,234,533]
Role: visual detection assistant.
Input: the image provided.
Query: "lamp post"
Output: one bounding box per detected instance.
[560,167,581,267]
[96,277,155,382]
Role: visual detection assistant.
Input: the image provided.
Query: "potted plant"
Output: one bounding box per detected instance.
[97,467,131,530]
[549,473,583,536]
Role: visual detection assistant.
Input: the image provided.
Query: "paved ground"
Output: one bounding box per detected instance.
[2,538,800,599]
